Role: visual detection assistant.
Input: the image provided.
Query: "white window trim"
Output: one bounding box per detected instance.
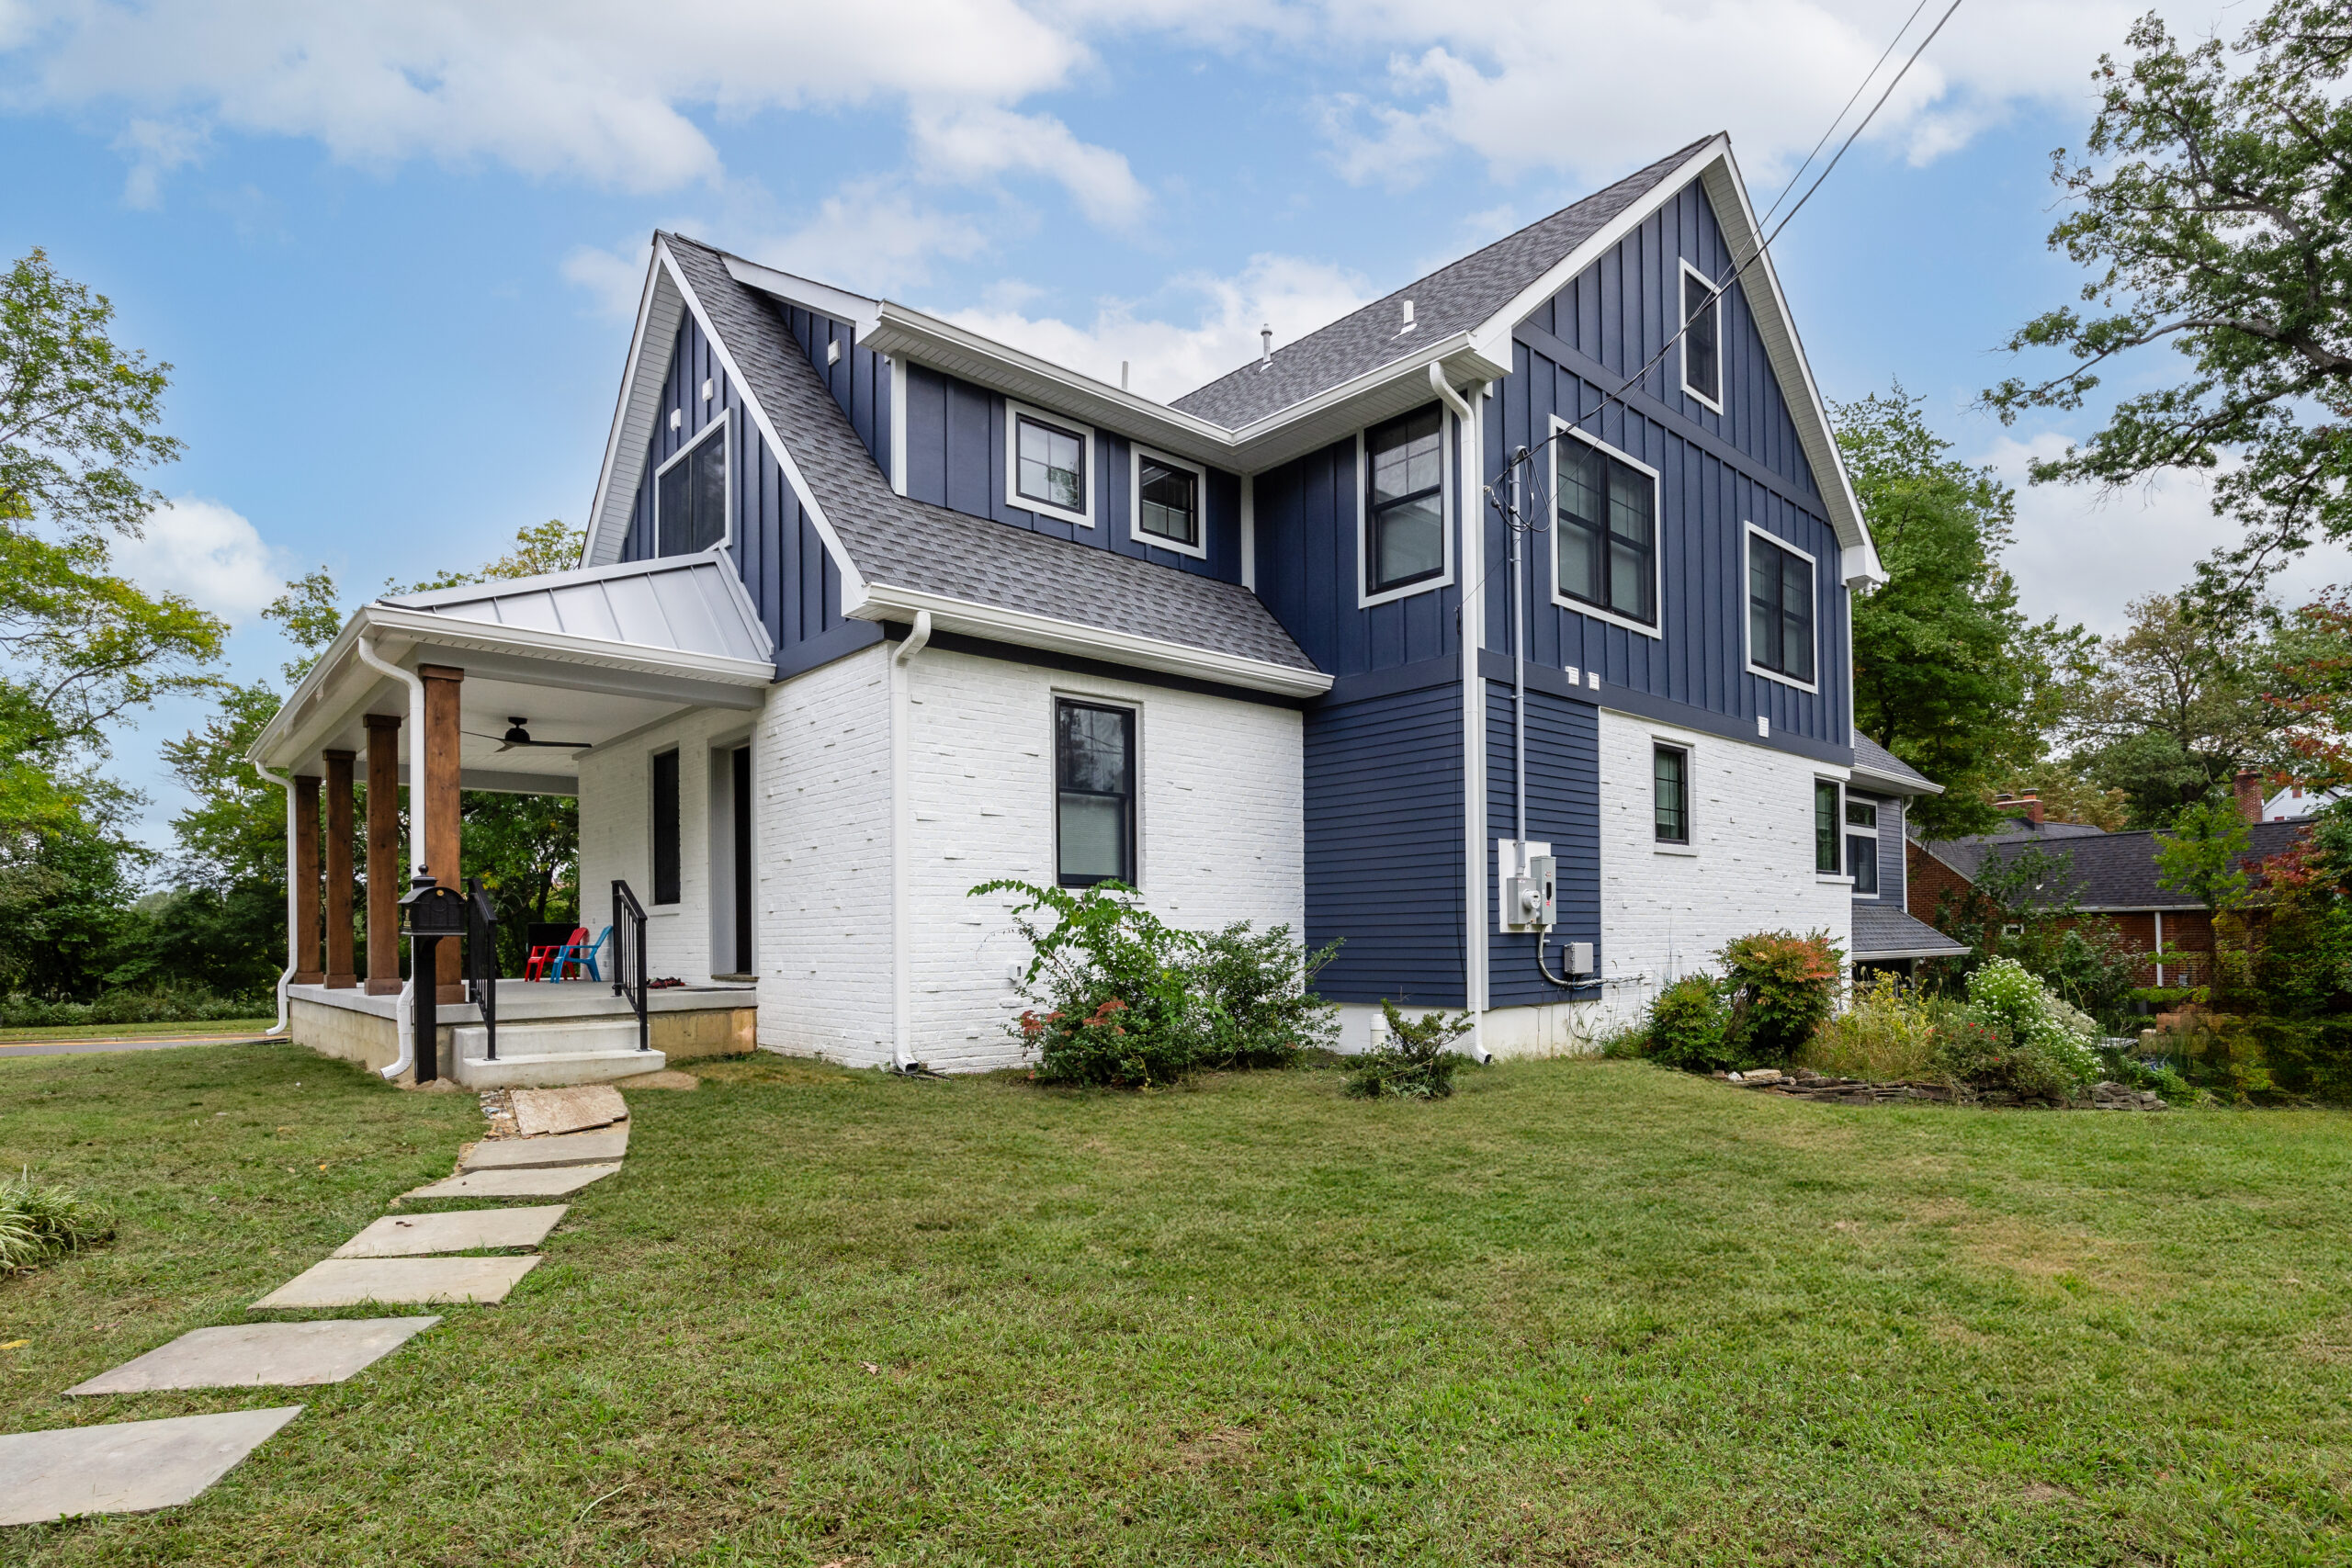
[1005,399,1096,528]
[1049,690,1143,891]
[1548,419,1665,640]
[1813,774,1849,882]
[1743,522,1822,694]
[651,412,732,556]
[1127,444,1208,560]
[1357,411,1456,610]
[1846,799,1883,898]
[1678,258,1725,415]
[1651,738,1694,851]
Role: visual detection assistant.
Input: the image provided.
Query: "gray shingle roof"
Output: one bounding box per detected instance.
[1925,820,2310,910]
[1850,901,1970,960]
[662,234,1318,675]
[1849,734,1937,794]
[1168,138,1713,431]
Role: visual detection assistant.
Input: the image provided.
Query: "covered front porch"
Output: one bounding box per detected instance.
[248,555,778,1086]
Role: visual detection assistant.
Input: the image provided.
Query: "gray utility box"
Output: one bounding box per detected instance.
[1507,853,1557,929]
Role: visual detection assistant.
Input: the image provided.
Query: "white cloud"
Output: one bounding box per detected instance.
[747,183,994,298]
[1984,432,2352,637]
[910,104,1148,228]
[949,253,1374,400]
[560,241,650,320]
[117,497,285,626]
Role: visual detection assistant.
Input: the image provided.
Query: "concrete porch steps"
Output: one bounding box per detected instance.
[448,1019,665,1089]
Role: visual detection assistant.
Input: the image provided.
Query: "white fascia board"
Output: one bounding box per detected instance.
[583,246,684,569]
[1849,763,1944,796]
[844,581,1334,699]
[655,236,869,606]
[722,255,880,338]
[864,303,1237,463]
[1226,337,1506,469]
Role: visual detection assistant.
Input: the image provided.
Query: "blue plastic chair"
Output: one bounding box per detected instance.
[548,926,612,982]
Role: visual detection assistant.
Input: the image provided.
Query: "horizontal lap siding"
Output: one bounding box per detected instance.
[1252,431,1458,679]
[1305,685,1464,1006]
[1485,685,1600,1008]
[899,363,1243,584]
[1493,179,1849,753]
[621,315,861,669]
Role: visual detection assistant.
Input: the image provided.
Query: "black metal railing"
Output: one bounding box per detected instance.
[612,879,650,1052]
[465,876,499,1061]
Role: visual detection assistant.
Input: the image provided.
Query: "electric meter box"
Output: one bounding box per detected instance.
[1498,840,1557,931]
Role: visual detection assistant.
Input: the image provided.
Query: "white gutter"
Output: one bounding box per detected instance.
[249,760,298,1036]
[355,635,428,1083]
[1428,366,1490,1064]
[888,610,933,1070]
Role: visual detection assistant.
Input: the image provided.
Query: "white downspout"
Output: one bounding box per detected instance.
[355,634,429,1082]
[249,760,298,1036]
[888,610,933,1071]
[1430,365,1490,1063]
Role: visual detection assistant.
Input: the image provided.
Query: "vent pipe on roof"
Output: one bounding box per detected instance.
[1401,299,1416,333]
[1121,360,1130,391]
[1259,324,1272,367]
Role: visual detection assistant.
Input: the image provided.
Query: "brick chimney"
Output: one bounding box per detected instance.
[2018,790,2044,827]
[2234,769,2264,824]
[1992,791,2044,828]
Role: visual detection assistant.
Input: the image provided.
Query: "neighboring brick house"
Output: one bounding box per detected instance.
[1908,784,2309,987]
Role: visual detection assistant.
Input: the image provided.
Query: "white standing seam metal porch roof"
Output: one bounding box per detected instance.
[246,553,776,788]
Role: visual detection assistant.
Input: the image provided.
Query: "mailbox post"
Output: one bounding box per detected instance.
[398,874,469,1083]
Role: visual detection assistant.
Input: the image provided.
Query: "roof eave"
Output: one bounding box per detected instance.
[846,581,1332,699]
[1850,763,1943,796]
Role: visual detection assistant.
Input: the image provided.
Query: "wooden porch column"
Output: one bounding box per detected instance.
[364,715,403,996]
[291,773,323,985]
[420,663,466,1002]
[322,750,356,987]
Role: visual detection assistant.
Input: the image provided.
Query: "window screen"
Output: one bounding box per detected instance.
[1056,700,1135,887]
[1556,438,1656,624]
[1749,535,1816,682]
[1016,414,1088,514]
[656,425,727,557]
[1365,406,1445,595]
[1136,457,1199,548]
[1654,746,1689,844]
[1815,780,1841,875]
[1682,270,1721,406]
[651,750,681,906]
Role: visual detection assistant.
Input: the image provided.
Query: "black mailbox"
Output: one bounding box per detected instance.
[399,876,469,938]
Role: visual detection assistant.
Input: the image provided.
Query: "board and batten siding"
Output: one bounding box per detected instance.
[779,302,892,475]
[1303,682,1465,1006]
[897,362,1245,582]
[1484,684,1601,1010]
[620,315,876,675]
[1487,176,1851,755]
[1250,423,1462,680]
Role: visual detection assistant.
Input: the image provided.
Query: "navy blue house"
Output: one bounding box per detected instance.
[263,131,1966,1076]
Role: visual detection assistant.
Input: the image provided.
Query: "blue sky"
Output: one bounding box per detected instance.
[2,0,2335,852]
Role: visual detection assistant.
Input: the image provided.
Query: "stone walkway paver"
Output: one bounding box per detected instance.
[334,1206,566,1258]
[251,1255,541,1310]
[65,1319,439,1395]
[401,1162,620,1200]
[0,1407,304,1525]
[459,1127,627,1170]
[510,1084,628,1137]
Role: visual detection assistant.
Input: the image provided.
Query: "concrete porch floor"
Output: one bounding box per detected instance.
[288,979,756,1088]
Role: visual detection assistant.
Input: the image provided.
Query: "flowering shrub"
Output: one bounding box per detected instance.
[1926,958,2099,1100]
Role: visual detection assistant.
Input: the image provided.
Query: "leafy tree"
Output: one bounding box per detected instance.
[1833,387,2085,836]
[2265,588,2352,791]
[0,772,148,998]
[1991,761,2130,830]
[2155,796,2256,915]
[1984,2,2352,604]
[395,520,584,595]
[1926,843,2141,1024]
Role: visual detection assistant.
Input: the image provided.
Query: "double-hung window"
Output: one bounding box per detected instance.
[1555,434,1657,626]
[1748,530,1816,684]
[1814,780,1842,875]
[1056,700,1135,887]
[1364,406,1445,597]
[1654,745,1690,845]
[1680,263,1722,410]
[655,420,728,557]
[1013,410,1091,522]
[1846,796,1880,896]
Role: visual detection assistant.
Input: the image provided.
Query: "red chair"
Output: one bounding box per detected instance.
[526,927,588,981]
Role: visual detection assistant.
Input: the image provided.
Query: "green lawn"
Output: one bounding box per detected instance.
[3,1044,2349,1565]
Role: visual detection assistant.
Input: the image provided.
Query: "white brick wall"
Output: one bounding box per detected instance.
[1577,705,1851,1037]
[576,706,757,983]
[901,648,1304,1071]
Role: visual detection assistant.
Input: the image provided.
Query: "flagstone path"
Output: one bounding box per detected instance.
[0,1086,632,1527]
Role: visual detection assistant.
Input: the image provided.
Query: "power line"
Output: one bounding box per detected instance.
[1757,0,1935,234]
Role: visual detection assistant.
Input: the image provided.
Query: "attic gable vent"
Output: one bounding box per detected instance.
[668,409,683,431]
[701,378,714,402]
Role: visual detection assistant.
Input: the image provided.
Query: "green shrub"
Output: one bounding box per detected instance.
[1344,1000,1471,1100]
[1720,931,1842,1066]
[0,1173,115,1275]
[1640,976,1733,1072]
[0,983,269,1030]
[2128,986,2206,1010]
[975,880,1336,1088]
[1801,972,1938,1080]
[1923,959,2100,1101]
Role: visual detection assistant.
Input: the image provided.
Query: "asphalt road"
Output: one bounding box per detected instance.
[0,1034,273,1059]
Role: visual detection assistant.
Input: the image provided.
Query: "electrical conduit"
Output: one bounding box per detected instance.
[355,634,430,1082]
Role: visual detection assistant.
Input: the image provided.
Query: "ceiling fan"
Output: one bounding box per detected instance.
[465,717,592,752]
